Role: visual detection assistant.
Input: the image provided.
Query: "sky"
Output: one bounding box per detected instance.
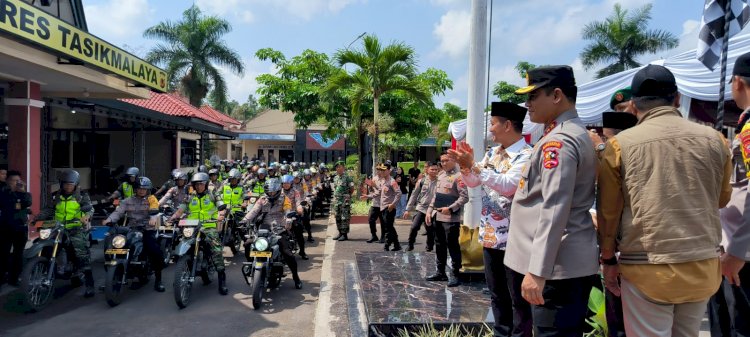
[82,0,707,109]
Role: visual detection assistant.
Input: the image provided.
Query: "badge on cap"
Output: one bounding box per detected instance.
[542,141,562,169]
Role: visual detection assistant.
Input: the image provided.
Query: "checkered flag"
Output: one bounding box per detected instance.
[697,0,750,70]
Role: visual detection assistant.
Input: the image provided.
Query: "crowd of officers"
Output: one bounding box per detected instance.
[0,158,341,297]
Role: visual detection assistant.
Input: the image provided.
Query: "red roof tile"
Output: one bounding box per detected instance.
[120,92,226,126]
[200,105,241,125]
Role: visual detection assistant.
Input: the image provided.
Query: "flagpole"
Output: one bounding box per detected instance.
[716,0,733,131]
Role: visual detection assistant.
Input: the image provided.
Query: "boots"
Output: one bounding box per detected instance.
[307,234,315,243]
[154,270,165,292]
[294,275,303,289]
[391,243,402,252]
[366,235,379,243]
[83,270,95,298]
[337,233,348,241]
[426,271,448,282]
[407,243,414,251]
[332,232,342,241]
[218,270,228,295]
[447,274,461,287]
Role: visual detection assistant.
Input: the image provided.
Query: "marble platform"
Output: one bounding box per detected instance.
[352,252,491,336]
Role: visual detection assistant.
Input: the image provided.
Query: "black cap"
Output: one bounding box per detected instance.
[733,51,750,78]
[602,112,638,130]
[631,65,678,97]
[515,65,576,95]
[491,102,527,122]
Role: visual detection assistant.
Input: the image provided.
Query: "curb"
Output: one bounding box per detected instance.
[313,214,338,337]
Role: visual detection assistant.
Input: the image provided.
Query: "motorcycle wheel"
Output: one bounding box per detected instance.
[105,264,125,307]
[20,256,55,312]
[230,235,241,256]
[173,255,194,309]
[251,269,265,310]
[160,239,172,265]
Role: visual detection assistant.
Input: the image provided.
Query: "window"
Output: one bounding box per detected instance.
[72,132,90,167]
[181,139,197,167]
[51,132,70,168]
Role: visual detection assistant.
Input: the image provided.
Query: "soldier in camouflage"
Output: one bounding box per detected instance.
[331,161,355,241]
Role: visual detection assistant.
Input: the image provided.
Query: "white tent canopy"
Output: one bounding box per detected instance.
[448,32,750,142]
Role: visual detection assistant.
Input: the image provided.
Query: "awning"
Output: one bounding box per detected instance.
[237,133,295,141]
[86,99,236,138]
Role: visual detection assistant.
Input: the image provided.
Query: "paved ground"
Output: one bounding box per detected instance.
[0,216,330,337]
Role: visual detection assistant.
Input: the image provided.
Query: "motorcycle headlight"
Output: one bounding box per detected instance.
[254,238,269,251]
[182,227,195,238]
[39,228,52,240]
[112,235,126,248]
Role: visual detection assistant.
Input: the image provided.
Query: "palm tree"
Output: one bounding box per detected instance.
[143,5,244,108]
[580,3,678,78]
[324,35,431,173]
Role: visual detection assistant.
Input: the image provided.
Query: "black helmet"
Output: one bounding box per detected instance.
[126,167,140,177]
[264,178,282,200]
[137,177,153,190]
[59,169,80,186]
[191,172,209,184]
[197,165,208,173]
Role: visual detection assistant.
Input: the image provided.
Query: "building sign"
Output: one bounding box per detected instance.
[306,131,345,150]
[0,0,167,92]
[258,144,293,150]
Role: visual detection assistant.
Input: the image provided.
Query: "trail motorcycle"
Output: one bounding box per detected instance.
[102,224,153,307]
[172,218,222,309]
[221,209,246,256]
[242,212,299,310]
[20,221,87,311]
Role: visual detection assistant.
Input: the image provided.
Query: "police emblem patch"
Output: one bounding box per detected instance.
[542,141,562,169]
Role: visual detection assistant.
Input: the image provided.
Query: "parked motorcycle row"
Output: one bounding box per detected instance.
[19,160,333,312]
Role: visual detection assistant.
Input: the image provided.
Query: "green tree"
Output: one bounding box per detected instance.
[434,103,467,152]
[143,5,245,108]
[492,61,537,104]
[581,3,678,78]
[325,34,432,172]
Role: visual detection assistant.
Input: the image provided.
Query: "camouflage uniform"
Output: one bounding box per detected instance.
[35,191,94,270]
[332,172,355,234]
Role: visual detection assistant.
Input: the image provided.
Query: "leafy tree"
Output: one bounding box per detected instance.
[492,61,537,104]
[325,34,432,172]
[581,3,678,78]
[143,5,244,108]
[434,103,467,152]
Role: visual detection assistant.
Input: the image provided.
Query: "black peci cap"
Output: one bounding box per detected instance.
[491,102,527,122]
[602,112,638,130]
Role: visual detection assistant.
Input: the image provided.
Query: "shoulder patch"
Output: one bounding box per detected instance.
[542,141,562,169]
[740,128,750,156]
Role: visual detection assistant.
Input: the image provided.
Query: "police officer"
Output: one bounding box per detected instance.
[504,66,599,336]
[168,172,229,295]
[425,152,468,286]
[109,167,139,201]
[242,178,303,289]
[220,169,245,213]
[280,174,308,259]
[403,161,440,252]
[0,171,32,288]
[103,177,166,292]
[208,168,223,193]
[331,161,355,241]
[159,170,190,207]
[362,168,385,243]
[378,163,403,251]
[248,168,268,196]
[154,169,181,198]
[34,170,95,297]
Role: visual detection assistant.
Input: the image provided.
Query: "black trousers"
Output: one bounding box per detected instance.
[605,287,626,337]
[510,270,595,337]
[0,228,27,284]
[368,206,383,237]
[379,208,399,246]
[279,231,300,282]
[302,212,313,237]
[433,221,461,275]
[709,264,750,337]
[484,248,515,337]
[407,211,434,249]
[505,267,534,337]
[293,222,306,255]
[142,230,164,273]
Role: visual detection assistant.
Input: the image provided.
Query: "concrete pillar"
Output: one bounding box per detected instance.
[463,0,488,229]
[6,81,44,215]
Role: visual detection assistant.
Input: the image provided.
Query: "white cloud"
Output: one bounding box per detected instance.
[218,57,274,103]
[198,0,364,22]
[429,0,467,7]
[85,0,154,40]
[241,10,256,23]
[569,57,597,85]
[672,19,701,55]
[432,10,471,58]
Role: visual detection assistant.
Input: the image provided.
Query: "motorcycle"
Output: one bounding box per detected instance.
[172,211,225,309]
[221,208,246,256]
[242,212,299,310]
[102,224,152,307]
[156,204,178,264]
[20,220,87,311]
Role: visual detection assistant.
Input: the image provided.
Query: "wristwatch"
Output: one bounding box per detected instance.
[600,256,618,265]
[595,143,606,153]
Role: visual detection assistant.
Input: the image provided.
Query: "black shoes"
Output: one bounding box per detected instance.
[218,271,228,295]
[366,236,379,243]
[426,246,433,252]
[425,272,448,282]
[300,253,309,260]
[154,273,165,293]
[307,235,315,243]
[391,244,402,252]
[407,244,414,251]
[337,234,348,241]
[332,233,342,240]
[378,238,386,244]
[447,275,461,287]
[83,270,95,298]
[295,280,303,289]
